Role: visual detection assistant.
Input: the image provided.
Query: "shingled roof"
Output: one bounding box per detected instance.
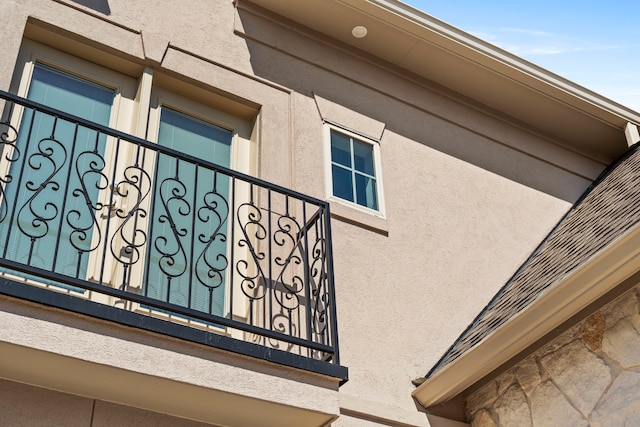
[427,142,640,379]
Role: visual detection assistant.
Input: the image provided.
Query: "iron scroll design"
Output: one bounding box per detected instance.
[273,211,305,312]
[110,163,152,289]
[0,119,19,223]
[236,198,268,302]
[16,133,67,261]
[310,227,329,342]
[153,173,190,285]
[234,196,332,354]
[0,91,340,365]
[194,174,229,293]
[67,147,109,268]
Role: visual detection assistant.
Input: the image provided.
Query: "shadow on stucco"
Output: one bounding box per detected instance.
[237,8,589,204]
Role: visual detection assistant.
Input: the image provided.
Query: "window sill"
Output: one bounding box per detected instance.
[328,198,389,235]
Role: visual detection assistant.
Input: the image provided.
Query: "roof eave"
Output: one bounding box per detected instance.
[243,0,638,160]
[413,222,640,407]
[357,0,640,122]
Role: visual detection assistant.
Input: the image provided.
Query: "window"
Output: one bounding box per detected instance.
[4,64,114,281]
[145,107,233,318]
[327,126,382,212]
[138,88,253,325]
[2,41,254,326]
[0,45,138,293]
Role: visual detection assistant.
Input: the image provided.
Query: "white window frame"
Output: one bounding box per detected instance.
[323,122,386,218]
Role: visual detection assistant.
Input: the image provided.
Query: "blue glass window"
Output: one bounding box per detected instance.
[0,64,113,290]
[145,108,232,317]
[330,129,378,210]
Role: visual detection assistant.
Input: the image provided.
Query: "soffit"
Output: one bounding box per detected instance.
[245,0,640,161]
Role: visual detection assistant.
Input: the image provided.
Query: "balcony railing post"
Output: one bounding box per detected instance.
[323,203,340,365]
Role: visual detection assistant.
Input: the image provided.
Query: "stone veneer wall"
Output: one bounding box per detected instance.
[466,284,640,426]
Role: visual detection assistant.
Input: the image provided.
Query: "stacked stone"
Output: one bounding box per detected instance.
[466,285,640,426]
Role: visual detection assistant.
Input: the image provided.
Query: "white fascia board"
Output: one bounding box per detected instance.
[413,223,640,407]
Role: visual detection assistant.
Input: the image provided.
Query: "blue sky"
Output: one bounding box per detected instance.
[402,0,640,112]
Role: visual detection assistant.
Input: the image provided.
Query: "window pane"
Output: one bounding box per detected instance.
[332,165,354,202]
[353,140,375,175]
[355,174,378,210]
[330,130,351,167]
[147,108,233,317]
[29,65,113,123]
[329,128,381,211]
[0,64,114,291]
[158,108,232,167]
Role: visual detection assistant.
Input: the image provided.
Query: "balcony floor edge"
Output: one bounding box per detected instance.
[0,278,348,382]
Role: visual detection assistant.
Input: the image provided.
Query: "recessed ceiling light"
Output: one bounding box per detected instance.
[352,25,368,39]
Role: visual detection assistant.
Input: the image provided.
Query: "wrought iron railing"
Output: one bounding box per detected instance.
[0,90,340,365]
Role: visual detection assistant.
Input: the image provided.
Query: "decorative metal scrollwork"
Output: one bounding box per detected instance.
[0,92,339,361]
[236,200,268,301]
[0,120,18,146]
[269,311,297,352]
[0,119,19,222]
[17,136,66,243]
[273,213,304,312]
[195,182,229,290]
[110,165,151,267]
[153,173,189,280]
[310,233,328,337]
[67,149,109,256]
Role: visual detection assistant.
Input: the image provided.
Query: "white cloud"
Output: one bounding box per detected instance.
[468,27,619,56]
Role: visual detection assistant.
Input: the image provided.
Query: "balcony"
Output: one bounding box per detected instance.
[0,90,346,380]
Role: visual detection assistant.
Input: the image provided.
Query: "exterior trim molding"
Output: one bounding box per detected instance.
[413,222,640,407]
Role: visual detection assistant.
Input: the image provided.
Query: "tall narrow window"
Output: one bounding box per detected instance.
[145,108,233,317]
[330,128,379,211]
[1,64,114,282]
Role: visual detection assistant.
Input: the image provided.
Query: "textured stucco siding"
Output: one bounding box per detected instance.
[0,379,220,427]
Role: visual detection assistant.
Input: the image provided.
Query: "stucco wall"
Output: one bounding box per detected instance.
[0,296,341,427]
[0,378,219,427]
[0,0,612,426]
[237,7,591,424]
[466,284,640,426]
